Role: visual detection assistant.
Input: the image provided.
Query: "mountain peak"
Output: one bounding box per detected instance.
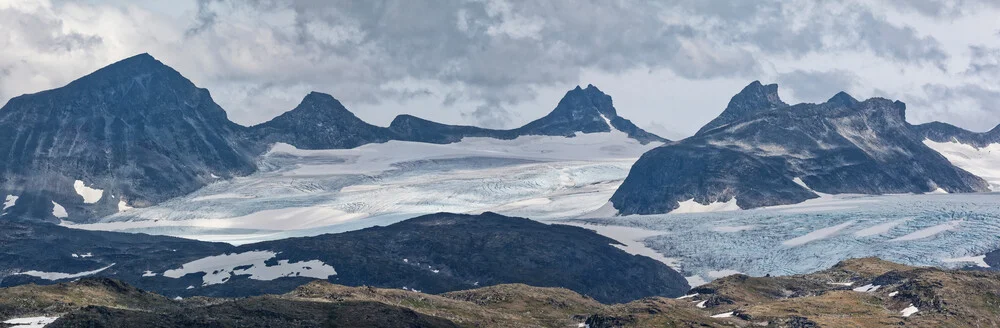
[826,91,858,106]
[696,81,787,135]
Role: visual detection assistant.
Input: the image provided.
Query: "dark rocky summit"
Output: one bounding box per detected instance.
[248,91,397,150]
[0,54,256,222]
[611,82,989,214]
[911,121,1000,148]
[388,85,667,145]
[0,212,688,304]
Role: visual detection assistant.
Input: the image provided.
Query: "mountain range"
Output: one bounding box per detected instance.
[0,54,664,222]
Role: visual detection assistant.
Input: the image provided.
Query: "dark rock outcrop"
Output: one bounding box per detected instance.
[612,82,989,214]
[249,92,397,150]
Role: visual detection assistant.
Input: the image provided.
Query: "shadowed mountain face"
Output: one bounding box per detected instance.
[611,82,989,215]
[0,212,689,304]
[0,54,256,222]
[248,92,397,150]
[388,85,667,145]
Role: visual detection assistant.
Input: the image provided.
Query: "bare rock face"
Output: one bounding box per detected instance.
[0,54,256,222]
[612,82,989,215]
[249,92,397,150]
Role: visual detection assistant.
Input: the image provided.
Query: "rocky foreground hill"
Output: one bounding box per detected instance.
[2,258,997,327]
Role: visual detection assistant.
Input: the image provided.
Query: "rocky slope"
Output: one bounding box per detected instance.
[912,121,1000,148]
[0,212,688,304]
[248,91,397,150]
[0,54,257,222]
[611,82,989,215]
[4,258,999,327]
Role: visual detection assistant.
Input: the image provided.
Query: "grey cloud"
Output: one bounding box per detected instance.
[911,83,1000,131]
[463,102,512,129]
[967,46,1000,77]
[777,69,860,102]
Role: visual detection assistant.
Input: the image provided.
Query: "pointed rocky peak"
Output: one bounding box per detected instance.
[551,84,617,118]
[696,81,788,135]
[826,91,858,106]
[285,92,357,119]
[251,91,393,150]
[64,53,184,90]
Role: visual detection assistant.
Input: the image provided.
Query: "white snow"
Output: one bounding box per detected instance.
[696,300,707,308]
[782,221,855,246]
[560,223,680,270]
[18,263,115,280]
[827,281,854,286]
[67,132,659,244]
[142,270,157,277]
[710,311,735,318]
[853,219,910,237]
[888,291,899,297]
[923,140,1000,191]
[74,180,103,204]
[889,220,961,242]
[676,293,699,300]
[941,254,990,268]
[117,200,132,212]
[51,201,68,218]
[71,253,93,258]
[3,195,17,211]
[162,251,337,286]
[900,304,919,317]
[670,198,741,214]
[852,284,880,292]
[3,316,60,328]
[929,188,948,194]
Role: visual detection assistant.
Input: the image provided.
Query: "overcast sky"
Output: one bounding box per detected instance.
[2,0,999,138]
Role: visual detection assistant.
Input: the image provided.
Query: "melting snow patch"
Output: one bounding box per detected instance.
[888,291,899,297]
[162,251,336,286]
[901,304,918,317]
[710,311,734,318]
[827,281,854,286]
[782,221,855,246]
[142,270,157,277]
[18,263,115,280]
[3,195,17,211]
[677,293,699,300]
[117,200,132,212]
[51,201,68,218]
[890,220,961,242]
[696,300,707,308]
[854,219,910,237]
[3,316,60,328]
[74,180,104,203]
[671,198,740,214]
[852,284,880,292]
[941,255,990,268]
[71,253,93,258]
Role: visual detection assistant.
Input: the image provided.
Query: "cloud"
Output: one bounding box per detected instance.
[909,83,1000,131]
[777,69,860,102]
[463,102,512,129]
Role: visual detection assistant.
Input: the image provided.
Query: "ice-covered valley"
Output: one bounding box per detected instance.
[60,134,1000,287]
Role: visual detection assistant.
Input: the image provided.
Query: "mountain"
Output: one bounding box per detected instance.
[7,258,1000,327]
[249,92,397,150]
[911,121,1000,148]
[387,85,667,145]
[0,54,256,222]
[0,212,689,304]
[611,82,990,215]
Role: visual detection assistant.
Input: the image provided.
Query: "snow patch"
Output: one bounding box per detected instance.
[117,200,132,212]
[901,304,918,317]
[696,300,707,308]
[671,198,740,214]
[852,284,880,292]
[71,252,93,258]
[676,293,698,300]
[888,291,899,297]
[854,219,910,237]
[74,180,103,204]
[3,195,17,211]
[827,281,854,286]
[889,220,961,242]
[51,201,68,218]
[941,254,990,268]
[710,311,734,318]
[3,316,60,328]
[162,251,336,286]
[18,263,115,280]
[782,221,855,246]
[142,270,157,277]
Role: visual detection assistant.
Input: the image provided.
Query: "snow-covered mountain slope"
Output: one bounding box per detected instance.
[0,54,256,222]
[923,139,1000,191]
[610,82,989,215]
[63,131,662,244]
